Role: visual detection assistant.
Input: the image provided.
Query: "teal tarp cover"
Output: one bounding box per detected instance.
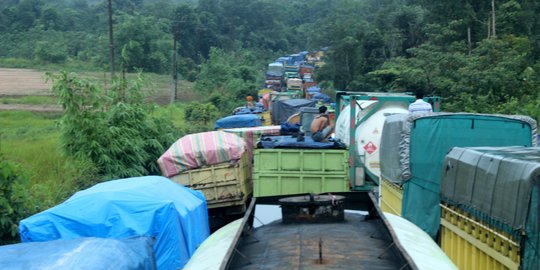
[441,146,540,270]
[0,237,156,270]
[379,113,537,238]
[19,176,210,270]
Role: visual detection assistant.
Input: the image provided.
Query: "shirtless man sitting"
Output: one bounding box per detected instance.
[310,105,334,142]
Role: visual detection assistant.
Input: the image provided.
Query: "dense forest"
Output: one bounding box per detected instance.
[1,0,540,118]
[2,0,540,244]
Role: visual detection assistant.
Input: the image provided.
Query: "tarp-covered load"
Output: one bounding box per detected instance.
[271,98,316,125]
[307,86,321,93]
[441,146,540,270]
[223,125,281,161]
[19,176,210,270]
[0,237,156,270]
[233,105,265,115]
[158,131,246,177]
[214,114,262,130]
[258,135,346,149]
[379,113,537,238]
[311,92,332,103]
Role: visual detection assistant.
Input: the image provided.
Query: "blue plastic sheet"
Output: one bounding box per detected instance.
[280,123,301,135]
[19,176,210,270]
[215,114,262,129]
[258,135,346,149]
[0,237,156,270]
[276,56,290,64]
[307,86,321,93]
[311,93,332,103]
[233,106,265,115]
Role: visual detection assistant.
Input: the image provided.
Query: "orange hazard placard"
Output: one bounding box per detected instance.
[364,141,377,154]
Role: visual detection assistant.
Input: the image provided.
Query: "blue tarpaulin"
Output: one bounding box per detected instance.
[233,105,265,115]
[258,135,346,149]
[19,176,210,270]
[307,86,321,93]
[311,93,332,103]
[0,237,156,270]
[215,114,262,129]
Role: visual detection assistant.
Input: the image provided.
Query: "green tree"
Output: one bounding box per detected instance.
[184,101,219,132]
[195,48,261,113]
[116,15,171,73]
[49,71,176,180]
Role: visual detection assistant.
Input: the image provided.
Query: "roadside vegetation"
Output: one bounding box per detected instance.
[1,0,540,243]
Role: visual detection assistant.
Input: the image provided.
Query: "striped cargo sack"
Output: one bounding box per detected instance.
[222,125,281,161]
[158,131,246,177]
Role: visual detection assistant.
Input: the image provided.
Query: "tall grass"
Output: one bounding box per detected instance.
[0,111,96,211]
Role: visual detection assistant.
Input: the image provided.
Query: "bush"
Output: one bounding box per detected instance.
[49,71,176,180]
[184,101,219,127]
[0,156,30,244]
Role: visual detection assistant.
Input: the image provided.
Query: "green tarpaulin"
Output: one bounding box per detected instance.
[379,113,536,238]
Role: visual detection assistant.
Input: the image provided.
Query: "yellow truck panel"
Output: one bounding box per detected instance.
[259,111,271,126]
[170,154,251,210]
[440,204,520,270]
[380,178,403,216]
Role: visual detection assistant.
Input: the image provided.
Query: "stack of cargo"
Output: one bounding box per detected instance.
[18,176,209,270]
[306,85,321,99]
[158,131,251,210]
[270,98,316,125]
[379,113,537,239]
[222,125,281,162]
[214,114,262,130]
[440,146,540,270]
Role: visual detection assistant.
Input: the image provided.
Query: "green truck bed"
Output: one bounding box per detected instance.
[253,149,349,197]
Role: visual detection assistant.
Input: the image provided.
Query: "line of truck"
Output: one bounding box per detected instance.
[172,86,539,269]
[264,49,324,94]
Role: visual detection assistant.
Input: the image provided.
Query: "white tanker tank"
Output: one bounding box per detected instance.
[334,92,418,187]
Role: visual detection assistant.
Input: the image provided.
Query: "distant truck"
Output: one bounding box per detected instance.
[266,62,283,77]
[286,78,302,91]
[265,79,281,91]
[299,64,314,78]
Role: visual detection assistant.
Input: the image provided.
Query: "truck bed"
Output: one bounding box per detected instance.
[224,193,416,270]
[229,213,405,269]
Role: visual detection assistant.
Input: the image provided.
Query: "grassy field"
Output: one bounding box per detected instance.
[0,102,201,212]
[0,110,80,209]
[0,67,204,213]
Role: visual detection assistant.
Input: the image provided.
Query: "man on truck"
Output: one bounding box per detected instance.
[310,106,333,142]
[408,91,433,114]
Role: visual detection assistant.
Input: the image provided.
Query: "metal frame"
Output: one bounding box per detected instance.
[335,91,441,191]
